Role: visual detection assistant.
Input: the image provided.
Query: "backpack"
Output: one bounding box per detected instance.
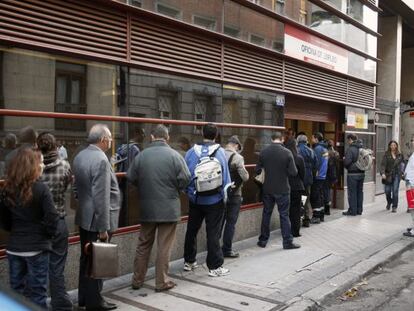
[194,145,222,196]
[228,153,243,194]
[113,143,139,172]
[355,148,373,171]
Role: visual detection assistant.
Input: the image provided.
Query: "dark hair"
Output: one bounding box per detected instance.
[312,132,323,142]
[285,128,295,137]
[128,125,145,142]
[151,124,169,140]
[37,132,57,154]
[346,133,357,141]
[18,126,37,145]
[202,123,218,140]
[285,139,298,156]
[4,133,17,149]
[387,140,400,153]
[4,148,42,207]
[178,136,190,146]
[271,131,283,141]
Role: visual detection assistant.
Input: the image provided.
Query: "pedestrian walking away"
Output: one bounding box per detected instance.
[256,131,300,250]
[343,133,365,216]
[38,132,73,311]
[183,123,232,277]
[127,125,190,292]
[380,140,405,213]
[0,148,59,309]
[73,124,121,311]
[222,135,249,258]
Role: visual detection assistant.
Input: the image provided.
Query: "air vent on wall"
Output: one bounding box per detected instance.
[347,80,375,107]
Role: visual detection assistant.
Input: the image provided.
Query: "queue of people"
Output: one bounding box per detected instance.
[0,123,413,311]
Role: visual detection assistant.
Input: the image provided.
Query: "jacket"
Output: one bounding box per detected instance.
[313,142,329,180]
[298,142,318,187]
[0,181,59,252]
[73,145,121,233]
[289,154,305,192]
[256,142,298,195]
[39,152,72,217]
[225,148,249,197]
[344,140,365,174]
[127,140,191,222]
[185,142,231,205]
[380,151,404,180]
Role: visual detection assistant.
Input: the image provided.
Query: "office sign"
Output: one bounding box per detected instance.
[284,24,349,74]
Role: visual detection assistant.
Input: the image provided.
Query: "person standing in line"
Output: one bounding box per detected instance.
[297,135,318,227]
[128,125,190,292]
[403,139,414,237]
[73,124,120,311]
[37,132,73,311]
[380,140,405,213]
[5,126,37,170]
[256,131,300,249]
[0,148,59,309]
[222,135,249,258]
[183,123,231,277]
[324,140,340,216]
[310,132,329,223]
[284,138,305,237]
[343,134,365,216]
[0,133,17,177]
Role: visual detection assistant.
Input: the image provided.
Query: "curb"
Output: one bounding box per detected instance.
[282,236,414,311]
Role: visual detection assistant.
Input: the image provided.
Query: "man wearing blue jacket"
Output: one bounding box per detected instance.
[311,132,329,223]
[183,123,232,277]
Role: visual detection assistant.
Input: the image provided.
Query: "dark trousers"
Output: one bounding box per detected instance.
[259,194,293,247]
[78,228,104,308]
[50,218,73,311]
[323,180,331,205]
[347,174,365,215]
[184,201,225,270]
[289,191,302,236]
[385,175,400,208]
[221,195,242,254]
[8,252,49,309]
[310,179,325,218]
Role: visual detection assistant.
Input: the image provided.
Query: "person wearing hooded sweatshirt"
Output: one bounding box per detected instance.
[343,133,365,216]
[310,132,329,223]
[37,132,73,311]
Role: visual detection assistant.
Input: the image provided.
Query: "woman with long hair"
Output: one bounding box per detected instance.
[0,148,58,309]
[380,140,405,212]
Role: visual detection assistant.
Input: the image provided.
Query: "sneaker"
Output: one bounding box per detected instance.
[310,217,320,224]
[183,261,198,271]
[403,231,414,237]
[208,266,230,277]
[283,243,301,250]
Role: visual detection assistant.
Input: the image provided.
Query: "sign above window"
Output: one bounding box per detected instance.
[284,24,349,74]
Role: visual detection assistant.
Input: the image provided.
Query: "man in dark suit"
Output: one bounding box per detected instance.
[256,131,300,250]
[73,124,121,311]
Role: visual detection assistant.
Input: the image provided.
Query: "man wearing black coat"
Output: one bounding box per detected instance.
[256,131,300,249]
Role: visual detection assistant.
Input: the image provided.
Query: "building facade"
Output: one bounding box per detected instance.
[0,0,380,288]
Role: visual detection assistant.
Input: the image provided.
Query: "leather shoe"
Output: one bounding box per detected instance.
[283,243,301,250]
[131,283,142,290]
[342,211,356,216]
[155,281,176,292]
[257,241,266,248]
[85,301,117,310]
[223,251,239,258]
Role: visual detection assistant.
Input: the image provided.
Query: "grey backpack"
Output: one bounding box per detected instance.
[194,145,222,196]
[355,148,373,171]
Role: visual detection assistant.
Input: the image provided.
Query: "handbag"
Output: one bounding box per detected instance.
[407,188,414,211]
[86,241,119,279]
[254,169,265,185]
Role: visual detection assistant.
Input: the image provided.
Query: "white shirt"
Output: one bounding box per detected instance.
[406,153,414,186]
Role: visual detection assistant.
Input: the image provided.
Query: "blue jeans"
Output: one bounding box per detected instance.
[50,218,73,311]
[347,174,365,215]
[259,194,293,247]
[384,176,400,208]
[8,252,49,309]
[221,195,242,254]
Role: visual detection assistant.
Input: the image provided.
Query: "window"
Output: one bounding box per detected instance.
[55,62,86,131]
[224,25,240,38]
[250,34,265,46]
[128,0,141,7]
[275,0,285,14]
[156,3,181,19]
[272,40,283,52]
[193,15,216,31]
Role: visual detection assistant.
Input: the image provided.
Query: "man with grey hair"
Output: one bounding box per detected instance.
[297,134,318,227]
[128,124,190,292]
[73,124,120,311]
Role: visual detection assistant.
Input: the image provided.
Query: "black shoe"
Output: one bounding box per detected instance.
[319,215,324,222]
[302,218,310,227]
[131,283,142,290]
[386,204,391,210]
[86,301,117,311]
[283,243,301,250]
[403,231,414,237]
[342,211,356,216]
[310,217,320,224]
[223,251,240,258]
[392,207,397,213]
[292,233,301,237]
[257,241,267,248]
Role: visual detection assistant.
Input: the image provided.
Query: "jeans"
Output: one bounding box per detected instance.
[184,201,225,270]
[50,218,73,311]
[347,174,365,215]
[259,194,293,247]
[384,176,400,208]
[8,252,49,309]
[221,195,242,254]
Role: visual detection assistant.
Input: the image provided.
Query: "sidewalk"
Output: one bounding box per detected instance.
[73,193,414,310]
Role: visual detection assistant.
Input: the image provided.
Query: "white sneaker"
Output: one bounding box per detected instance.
[183,261,199,271]
[208,266,230,277]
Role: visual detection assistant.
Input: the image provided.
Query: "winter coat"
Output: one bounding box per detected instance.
[298,142,318,187]
[225,149,249,197]
[380,151,404,180]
